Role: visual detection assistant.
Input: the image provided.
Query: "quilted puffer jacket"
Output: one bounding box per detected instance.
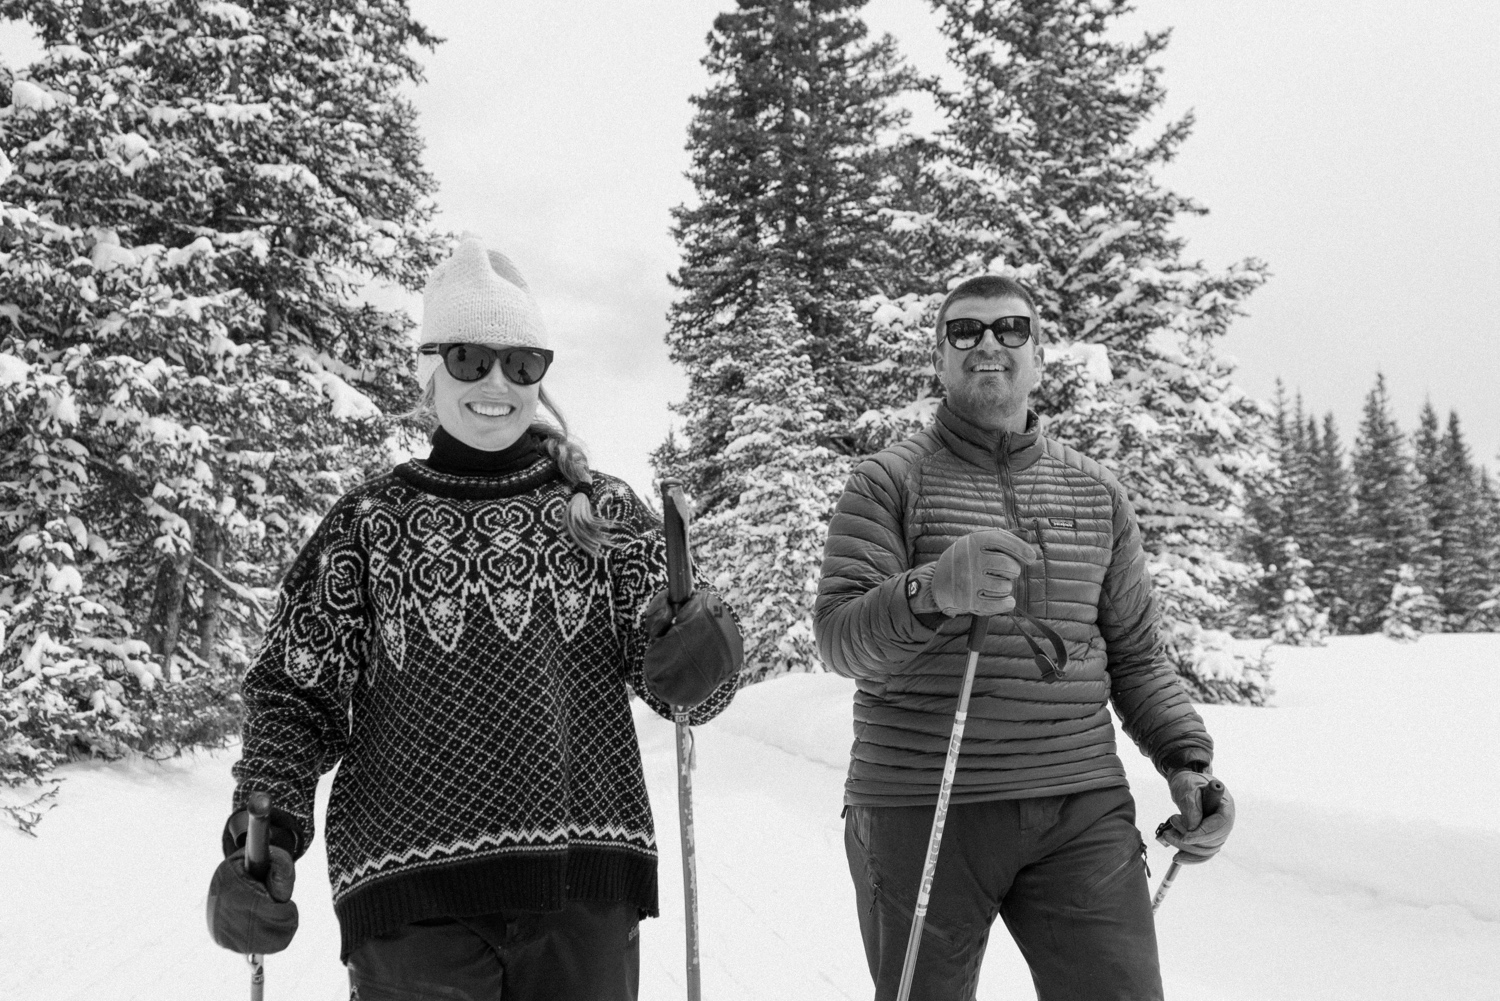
[814,404,1213,806]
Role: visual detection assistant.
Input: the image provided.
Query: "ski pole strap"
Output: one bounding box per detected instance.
[1012,610,1068,679]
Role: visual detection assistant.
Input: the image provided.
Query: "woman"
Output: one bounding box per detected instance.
[207,235,742,1000]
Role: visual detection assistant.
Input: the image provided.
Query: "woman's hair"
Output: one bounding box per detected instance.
[401,381,620,555]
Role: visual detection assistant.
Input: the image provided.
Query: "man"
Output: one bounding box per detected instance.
[814,274,1234,1000]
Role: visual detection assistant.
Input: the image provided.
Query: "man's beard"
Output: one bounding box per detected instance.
[948,378,1027,431]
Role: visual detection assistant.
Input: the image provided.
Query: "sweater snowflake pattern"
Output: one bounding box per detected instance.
[231,455,733,958]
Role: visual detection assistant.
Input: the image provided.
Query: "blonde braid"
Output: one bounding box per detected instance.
[534,388,619,555]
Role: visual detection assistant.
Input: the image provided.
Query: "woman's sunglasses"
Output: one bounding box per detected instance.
[944,315,1033,350]
[420,343,554,386]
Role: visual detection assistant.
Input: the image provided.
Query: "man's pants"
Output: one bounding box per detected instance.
[346,900,640,1000]
[844,786,1163,1001]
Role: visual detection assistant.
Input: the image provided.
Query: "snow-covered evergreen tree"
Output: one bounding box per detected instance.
[658,1,916,683]
[659,0,910,517]
[1418,409,1495,629]
[1268,542,1329,646]
[0,0,442,826]
[690,292,853,683]
[1349,375,1429,632]
[1464,470,1500,631]
[1304,412,1358,632]
[854,0,1272,703]
[1380,563,1443,642]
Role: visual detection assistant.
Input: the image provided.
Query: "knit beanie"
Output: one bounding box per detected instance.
[415,233,550,388]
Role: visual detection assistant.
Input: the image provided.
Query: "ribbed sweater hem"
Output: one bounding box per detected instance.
[333,845,659,961]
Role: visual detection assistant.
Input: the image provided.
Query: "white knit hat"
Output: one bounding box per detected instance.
[415,233,549,387]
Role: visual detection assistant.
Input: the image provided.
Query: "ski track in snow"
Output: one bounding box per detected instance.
[1,635,1497,1000]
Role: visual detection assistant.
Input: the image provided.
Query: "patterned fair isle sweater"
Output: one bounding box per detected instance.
[230,434,734,960]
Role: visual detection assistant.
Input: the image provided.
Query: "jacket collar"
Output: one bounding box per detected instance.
[933,402,1044,471]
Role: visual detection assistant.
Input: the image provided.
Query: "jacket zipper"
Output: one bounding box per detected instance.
[995,432,1030,613]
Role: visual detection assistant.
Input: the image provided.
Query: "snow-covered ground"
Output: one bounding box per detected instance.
[3,634,1497,1000]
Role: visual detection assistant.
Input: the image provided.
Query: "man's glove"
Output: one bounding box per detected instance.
[1156,770,1236,865]
[206,846,298,954]
[919,528,1037,617]
[642,589,744,708]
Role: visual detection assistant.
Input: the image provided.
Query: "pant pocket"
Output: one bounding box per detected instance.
[1071,834,1146,909]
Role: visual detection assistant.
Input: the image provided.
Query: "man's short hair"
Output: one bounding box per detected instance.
[934,275,1042,344]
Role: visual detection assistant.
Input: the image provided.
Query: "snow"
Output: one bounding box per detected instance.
[2,634,1497,999]
[0,351,29,387]
[1045,341,1113,383]
[8,80,56,111]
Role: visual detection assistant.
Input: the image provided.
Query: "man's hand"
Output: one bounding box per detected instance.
[1157,770,1235,865]
[919,529,1037,618]
[206,846,299,954]
[642,589,744,708]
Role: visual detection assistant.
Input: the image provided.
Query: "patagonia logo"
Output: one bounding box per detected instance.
[1048,518,1076,529]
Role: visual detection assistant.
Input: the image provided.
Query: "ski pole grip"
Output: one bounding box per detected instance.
[659,478,694,607]
[1201,779,1226,816]
[245,792,272,882]
[966,614,991,652]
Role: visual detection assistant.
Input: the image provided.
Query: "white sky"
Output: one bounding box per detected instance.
[3,1,1497,497]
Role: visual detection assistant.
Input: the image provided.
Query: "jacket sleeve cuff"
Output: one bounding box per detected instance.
[221,804,303,859]
[1158,747,1214,776]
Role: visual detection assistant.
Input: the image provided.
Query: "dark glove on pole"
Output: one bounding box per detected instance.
[642,589,743,708]
[207,792,299,955]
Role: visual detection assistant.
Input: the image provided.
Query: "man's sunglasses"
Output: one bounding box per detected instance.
[420,343,554,386]
[944,315,1033,350]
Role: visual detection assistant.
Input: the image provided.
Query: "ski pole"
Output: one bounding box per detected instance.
[895,613,991,1001]
[245,791,272,1001]
[1150,778,1226,912]
[660,478,702,1001]
[674,711,701,1001]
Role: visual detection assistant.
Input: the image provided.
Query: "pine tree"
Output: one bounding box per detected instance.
[1237,380,1292,633]
[1304,412,1357,632]
[1268,541,1329,646]
[1427,411,1491,628]
[1464,470,1500,630]
[1411,400,1453,620]
[690,290,854,682]
[1379,563,1443,641]
[659,0,911,517]
[658,1,915,683]
[855,0,1272,703]
[0,0,442,824]
[1349,375,1427,632]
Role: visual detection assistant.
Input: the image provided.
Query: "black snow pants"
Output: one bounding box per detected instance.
[345,900,640,1001]
[844,785,1163,1001]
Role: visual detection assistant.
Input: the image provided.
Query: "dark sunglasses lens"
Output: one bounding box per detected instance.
[444,344,495,381]
[996,315,1031,347]
[500,349,549,386]
[946,319,985,349]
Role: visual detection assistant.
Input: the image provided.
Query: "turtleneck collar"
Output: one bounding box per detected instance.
[425,426,543,478]
[934,402,1044,470]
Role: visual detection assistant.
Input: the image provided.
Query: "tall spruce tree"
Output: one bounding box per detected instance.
[1437,413,1495,628]
[1349,374,1428,632]
[855,0,1271,703]
[659,0,910,517]
[690,287,853,682]
[658,0,911,681]
[1412,400,1453,618]
[1467,470,1500,630]
[1305,412,1357,632]
[0,0,442,824]
[1239,380,1296,632]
